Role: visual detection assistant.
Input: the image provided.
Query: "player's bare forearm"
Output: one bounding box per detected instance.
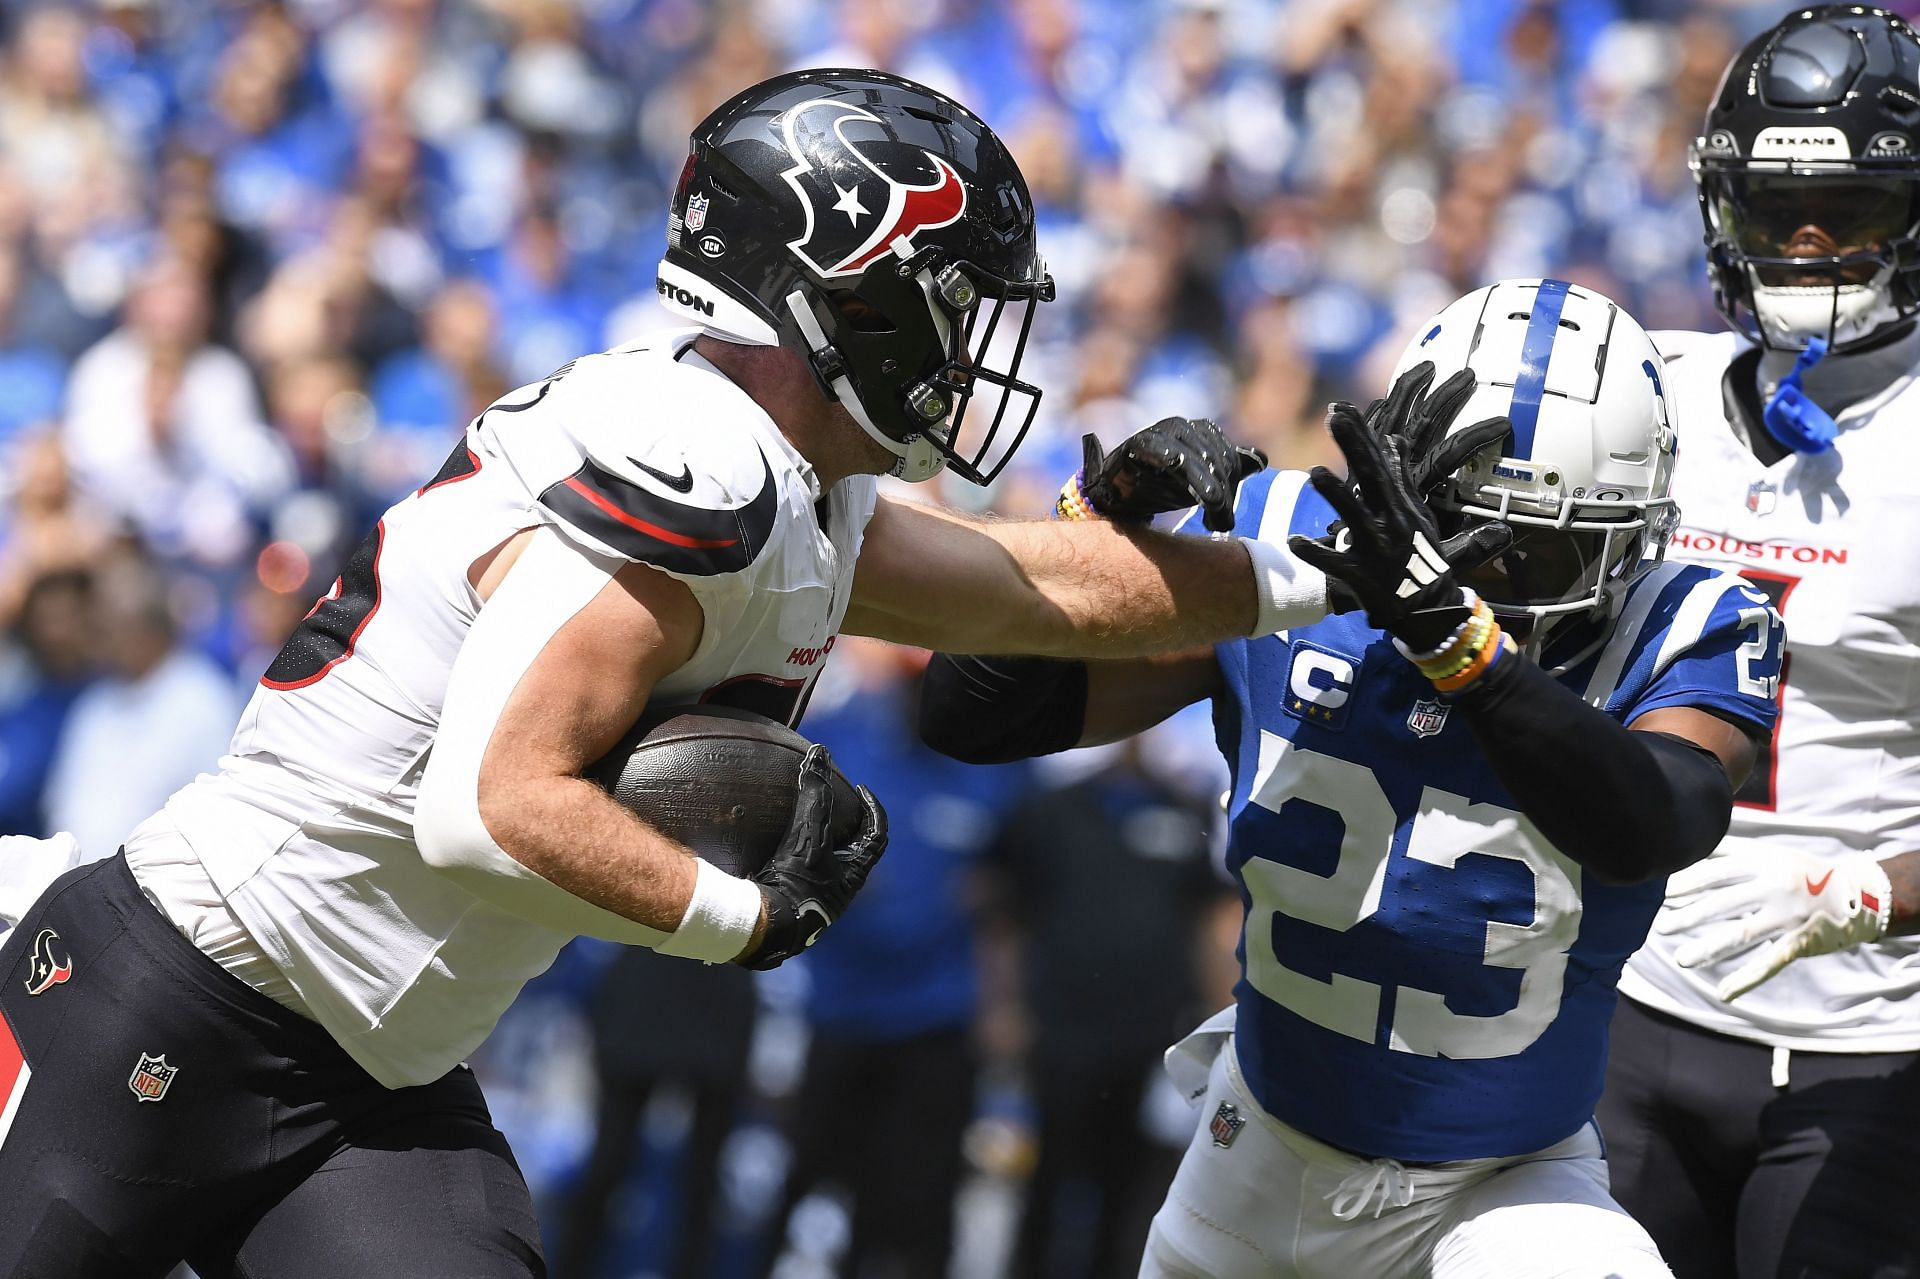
[846,496,1256,657]
[475,770,701,932]
[419,534,751,942]
[473,555,714,930]
[1881,849,1920,936]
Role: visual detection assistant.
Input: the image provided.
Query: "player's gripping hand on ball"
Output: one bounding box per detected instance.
[1056,417,1267,532]
[740,745,888,970]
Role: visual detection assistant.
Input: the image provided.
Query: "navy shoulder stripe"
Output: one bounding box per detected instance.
[541,452,777,576]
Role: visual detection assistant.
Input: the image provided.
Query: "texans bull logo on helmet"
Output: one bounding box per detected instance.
[777,97,968,280]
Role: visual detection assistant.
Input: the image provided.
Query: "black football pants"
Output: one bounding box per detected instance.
[1598,995,1920,1279]
[0,854,545,1279]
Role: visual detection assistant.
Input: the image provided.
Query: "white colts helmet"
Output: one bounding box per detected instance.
[1392,278,1680,634]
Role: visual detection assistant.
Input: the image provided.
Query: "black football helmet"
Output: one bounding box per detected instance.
[656,68,1054,485]
[1694,6,1920,352]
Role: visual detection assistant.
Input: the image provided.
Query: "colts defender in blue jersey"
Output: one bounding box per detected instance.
[920,280,1783,1278]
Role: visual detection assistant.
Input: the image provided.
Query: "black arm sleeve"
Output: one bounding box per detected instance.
[918,653,1088,764]
[1451,651,1738,884]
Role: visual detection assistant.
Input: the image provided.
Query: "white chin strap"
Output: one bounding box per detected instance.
[1751,276,1900,348]
[783,288,947,484]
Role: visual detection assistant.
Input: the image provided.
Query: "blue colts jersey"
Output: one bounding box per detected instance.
[1186,470,1782,1162]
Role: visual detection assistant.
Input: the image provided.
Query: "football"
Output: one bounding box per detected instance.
[588,704,864,877]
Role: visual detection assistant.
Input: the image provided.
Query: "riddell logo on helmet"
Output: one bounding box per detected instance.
[656,278,716,317]
[777,97,968,279]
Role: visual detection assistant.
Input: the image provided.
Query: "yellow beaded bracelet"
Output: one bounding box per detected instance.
[1411,598,1494,681]
[1432,624,1507,693]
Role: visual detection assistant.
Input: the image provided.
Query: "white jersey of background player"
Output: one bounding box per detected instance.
[1597,12,1920,1276]
[1622,322,1920,1045]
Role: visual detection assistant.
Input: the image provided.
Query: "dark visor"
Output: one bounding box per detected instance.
[1710,173,1916,281]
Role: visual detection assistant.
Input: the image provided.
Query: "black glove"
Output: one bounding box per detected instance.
[739,745,888,971]
[1071,419,1267,533]
[1358,362,1511,498]
[1289,400,1513,650]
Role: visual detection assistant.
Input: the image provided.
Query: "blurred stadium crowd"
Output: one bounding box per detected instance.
[0,0,1856,1275]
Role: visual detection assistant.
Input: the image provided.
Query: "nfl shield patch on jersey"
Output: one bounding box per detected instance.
[1406,698,1450,738]
[1210,1101,1245,1148]
[128,1053,177,1103]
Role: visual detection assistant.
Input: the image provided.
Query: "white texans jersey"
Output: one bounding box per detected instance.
[152,332,876,1087]
[1621,328,1920,1050]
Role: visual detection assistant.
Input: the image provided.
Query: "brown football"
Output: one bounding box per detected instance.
[587,704,863,877]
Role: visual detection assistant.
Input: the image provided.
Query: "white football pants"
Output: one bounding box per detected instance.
[1141,1028,1672,1279]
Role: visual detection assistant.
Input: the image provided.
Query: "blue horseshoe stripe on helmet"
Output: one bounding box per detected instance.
[1508,278,1572,460]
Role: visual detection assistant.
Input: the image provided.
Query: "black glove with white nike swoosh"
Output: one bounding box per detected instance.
[739,746,888,970]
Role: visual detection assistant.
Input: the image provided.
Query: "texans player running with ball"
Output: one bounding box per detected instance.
[1598,9,1920,1277]
[923,280,1785,1278]
[0,70,1300,1278]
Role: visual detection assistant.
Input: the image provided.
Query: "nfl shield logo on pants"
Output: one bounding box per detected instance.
[1210,1101,1245,1148]
[128,1052,177,1102]
[1407,698,1450,738]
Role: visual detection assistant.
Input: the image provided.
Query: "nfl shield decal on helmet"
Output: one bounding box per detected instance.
[1407,698,1450,738]
[23,927,72,996]
[128,1053,177,1103]
[1747,479,1777,515]
[685,192,709,232]
[1210,1101,1245,1148]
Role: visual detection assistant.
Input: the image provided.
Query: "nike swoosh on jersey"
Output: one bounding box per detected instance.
[627,456,695,492]
[540,451,777,576]
[1805,869,1834,896]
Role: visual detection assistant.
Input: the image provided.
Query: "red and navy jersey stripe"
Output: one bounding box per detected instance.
[541,452,777,576]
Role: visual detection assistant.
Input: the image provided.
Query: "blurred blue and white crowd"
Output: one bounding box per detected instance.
[0,1,1852,1275]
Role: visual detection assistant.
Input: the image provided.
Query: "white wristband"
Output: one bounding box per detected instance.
[653,858,765,964]
[1243,537,1332,636]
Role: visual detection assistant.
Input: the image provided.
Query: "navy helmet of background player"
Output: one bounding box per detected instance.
[654,67,1053,486]
[1694,5,1920,355]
